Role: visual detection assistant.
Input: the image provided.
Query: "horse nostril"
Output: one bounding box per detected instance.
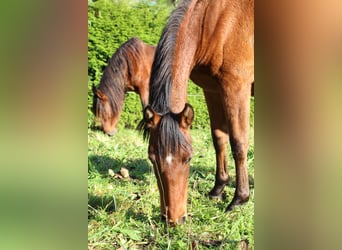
[106,129,116,136]
[179,215,186,225]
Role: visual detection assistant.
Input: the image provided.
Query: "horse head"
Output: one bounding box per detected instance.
[92,85,119,136]
[140,103,194,225]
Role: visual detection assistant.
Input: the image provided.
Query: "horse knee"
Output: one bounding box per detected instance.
[230,139,247,161]
[212,130,228,152]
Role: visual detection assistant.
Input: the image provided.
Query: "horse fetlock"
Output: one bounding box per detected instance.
[209,191,227,201]
[217,174,229,185]
[225,188,250,211]
[236,188,250,201]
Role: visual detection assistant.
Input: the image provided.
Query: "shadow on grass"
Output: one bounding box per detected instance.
[88,156,152,219]
[88,155,151,180]
[189,164,254,212]
[190,164,254,189]
[123,204,166,228]
[88,193,117,216]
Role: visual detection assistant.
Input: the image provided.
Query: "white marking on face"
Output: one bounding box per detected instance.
[165,154,173,165]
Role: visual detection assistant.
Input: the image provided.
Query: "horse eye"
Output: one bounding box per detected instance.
[148,150,157,163]
[149,155,155,163]
[184,157,192,164]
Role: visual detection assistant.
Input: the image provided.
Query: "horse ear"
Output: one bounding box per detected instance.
[179,103,194,129]
[95,89,107,101]
[143,106,160,129]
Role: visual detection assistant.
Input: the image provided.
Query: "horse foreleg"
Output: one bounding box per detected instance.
[224,85,251,212]
[209,128,230,199]
[203,91,229,199]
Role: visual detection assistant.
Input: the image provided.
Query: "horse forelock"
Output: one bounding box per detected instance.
[149,0,193,115]
[158,113,192,162]
[138,117,190,165]
[137,111,191,164]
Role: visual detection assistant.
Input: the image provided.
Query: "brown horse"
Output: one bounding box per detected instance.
[139,0,254,225]
[92,37,156,135]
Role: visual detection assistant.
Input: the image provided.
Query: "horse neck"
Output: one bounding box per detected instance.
[169,0,229,114]
[128,44,156,109]
[140,45,156,108]
[165,0,202,114]
[149,0,204,114]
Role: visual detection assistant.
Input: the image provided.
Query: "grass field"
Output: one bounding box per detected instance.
[88,119,254,250]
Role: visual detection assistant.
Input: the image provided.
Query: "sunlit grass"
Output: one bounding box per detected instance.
[88,124,254,249]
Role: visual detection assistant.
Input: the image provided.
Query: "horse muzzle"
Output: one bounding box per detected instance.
[161,214,187,226]
[105,128,116,136]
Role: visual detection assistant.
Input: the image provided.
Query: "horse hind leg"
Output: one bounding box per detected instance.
[224,84,251,212]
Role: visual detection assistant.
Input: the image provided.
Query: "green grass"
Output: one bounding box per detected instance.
[88,122,254,249]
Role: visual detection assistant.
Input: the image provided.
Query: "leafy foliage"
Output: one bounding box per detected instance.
[88,0,172,127]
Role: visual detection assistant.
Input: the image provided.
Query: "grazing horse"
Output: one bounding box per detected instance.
[92,37,156,135]
[139,0,254,225]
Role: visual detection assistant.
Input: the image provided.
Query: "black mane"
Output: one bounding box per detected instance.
[138,0,193,159]
[149,0,192,114]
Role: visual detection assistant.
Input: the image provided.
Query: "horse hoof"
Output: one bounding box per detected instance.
[225,203,236,212]
[225,198,249,212]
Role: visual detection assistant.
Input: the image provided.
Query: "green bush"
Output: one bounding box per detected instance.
[88,0,172,127]
[187,81,209,130]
